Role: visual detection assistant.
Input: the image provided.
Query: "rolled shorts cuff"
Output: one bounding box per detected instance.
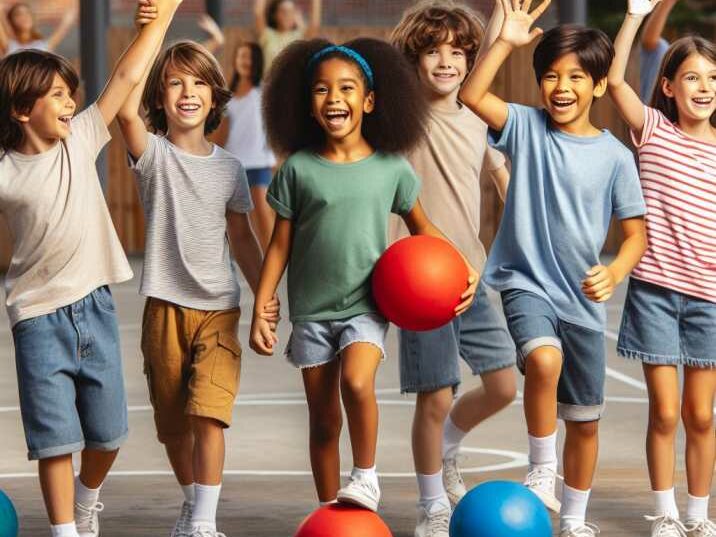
[558,402,604,422]
[517,337,562,372]
[400,377,461,395]
[84,430,128,453]
[187,403,234,429]
[29,440,85,461]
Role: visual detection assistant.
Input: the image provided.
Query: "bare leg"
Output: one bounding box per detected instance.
[643,364,680,491]
[682,366,716,497]
[191,417,225,485]
[449,367,517,432]
[413,388,453,475]
[39,454,75,524]
[302,359,343,502]
[523,346,562,436]
[164,432,196,486]
[563,420,599,490]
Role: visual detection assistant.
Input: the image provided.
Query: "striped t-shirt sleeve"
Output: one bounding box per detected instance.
[227,165,253,214]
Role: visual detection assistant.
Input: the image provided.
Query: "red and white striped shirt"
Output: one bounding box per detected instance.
[631,106,716,303]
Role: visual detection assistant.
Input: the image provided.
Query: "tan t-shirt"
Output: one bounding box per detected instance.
[260,26,304,76]
[390,104,505,271]
[0,104,133,326]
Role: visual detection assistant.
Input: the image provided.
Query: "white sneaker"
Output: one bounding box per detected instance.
[75,501,104,537]
[190,527,226,537]
[559,522,601,536]
[645,515,688,536]
[442,457,467,508]
[523,464,561,513]
[685,519,716,537]
[170,501,194,537]
[414,501,451,537]
[337,475,381,512]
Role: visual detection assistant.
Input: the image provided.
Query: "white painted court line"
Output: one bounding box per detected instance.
[0,447,528,480]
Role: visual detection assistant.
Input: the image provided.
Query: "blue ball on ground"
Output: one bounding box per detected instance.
[0,490,18,537]
[449,480,552,537]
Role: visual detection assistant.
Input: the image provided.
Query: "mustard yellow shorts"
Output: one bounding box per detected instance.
[141,298,242,443]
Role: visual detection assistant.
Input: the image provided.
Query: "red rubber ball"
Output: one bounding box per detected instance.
[372,236,468,331]
[294,504,393,537]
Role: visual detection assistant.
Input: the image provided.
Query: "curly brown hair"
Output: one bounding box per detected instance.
[0,49,78,151]
[391,0,485,73]
[263,37,429,156]
[142,41,231,135]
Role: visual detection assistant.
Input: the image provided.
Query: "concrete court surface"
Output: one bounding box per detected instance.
[0,258,713,536]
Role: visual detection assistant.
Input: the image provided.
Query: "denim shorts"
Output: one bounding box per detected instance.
[286,313,389,368]
[399,282,516,393]
[618,278,716,368]
[501,288,606,422]
[246,167,273,188]
[12,286,128,460]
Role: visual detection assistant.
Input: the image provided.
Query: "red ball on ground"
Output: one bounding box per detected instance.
[372,236,468,331]
[294,504,393,537]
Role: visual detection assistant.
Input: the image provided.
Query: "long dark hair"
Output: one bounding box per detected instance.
[650,36,716,127]
[266,0,297,31]
[230,42,264,92]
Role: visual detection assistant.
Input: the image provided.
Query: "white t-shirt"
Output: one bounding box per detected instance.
[131,134,254,310]
[224,88,276,170]
[0,104,133,326]
[6,39,49,54]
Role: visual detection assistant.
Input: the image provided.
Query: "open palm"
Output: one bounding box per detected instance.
[628,0,663,15]
[498,0,552,48]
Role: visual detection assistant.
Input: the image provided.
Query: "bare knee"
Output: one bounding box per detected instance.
[190,416,224,439]
[416,390,452,425]
[649,401,680,436]
[682,403,714,436]
[566,420,599,441]
[340,374,375,404]
[484,370,518,407]
[310,410,343,445]
[525,348,562,385]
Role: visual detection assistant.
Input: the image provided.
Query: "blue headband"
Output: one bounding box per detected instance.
[307,45,375,90]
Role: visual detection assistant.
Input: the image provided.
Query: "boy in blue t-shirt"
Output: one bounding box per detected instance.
[459,2,648,536]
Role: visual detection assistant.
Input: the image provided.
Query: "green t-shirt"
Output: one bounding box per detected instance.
[267,150,420,322]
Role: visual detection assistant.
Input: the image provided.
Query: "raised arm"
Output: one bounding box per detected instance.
[45,4,78,51]
[305,0,322,39]
[254,0,267,37]
[476,0,504,63]
[608,1,663,134]
[96,0,181,127]
[198,13,225,55]
[642,0,676,50]
[0,2,10,55]
[459,0,550,131]
[117,0,163,158]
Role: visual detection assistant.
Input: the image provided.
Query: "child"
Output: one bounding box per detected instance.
[390,2,516,535]
[0,1,180,536]
[223,41,277,252]
[459,1,649,535]
[254,0,322,75]
[0,1,77,56]
[608,2,716,535]
[250,37,478,511]
[117,33,278,537]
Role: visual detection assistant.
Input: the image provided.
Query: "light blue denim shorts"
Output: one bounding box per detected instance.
[618,278,716,368]
[12,286,128,460]
[399,282,516,393]
[286,313,389,368]
[501,288,606,422]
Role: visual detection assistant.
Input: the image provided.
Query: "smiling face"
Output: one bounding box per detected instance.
[17,73,76,142]
[8,4,34,34]
[539,53,606,133]
[235,45,253,81]
[310,57,374,144]
[417,41,467,98]
[274,0,297,31]
[662,53,716,126]
[160,66,214,133]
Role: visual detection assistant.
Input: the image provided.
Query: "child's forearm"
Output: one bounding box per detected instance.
[608,222,648,285]
[641,0,676,50]
[252,222,291,316]
[609,14,645,88]
[479,1,505,61]
[233,233,264,295]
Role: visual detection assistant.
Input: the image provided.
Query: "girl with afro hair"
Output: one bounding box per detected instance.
[250,37,479,511]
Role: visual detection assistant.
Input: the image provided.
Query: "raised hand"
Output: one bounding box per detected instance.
[498,0,552,48]
[628,0,663,15]
[135,0,158,28]
[198,13,221,36]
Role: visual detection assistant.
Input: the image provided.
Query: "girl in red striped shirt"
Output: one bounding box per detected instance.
[608,2,716,536]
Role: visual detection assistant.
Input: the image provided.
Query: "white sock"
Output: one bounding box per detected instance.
[442,415,467,460]
[560,484,590,531]
[181,483,196,504]
[686,494,709,522]
[191,483,222,531]
[416,470,449,507]
[351,465,378,484]
[653,488,679,518]
[528,431,558,472]
[74,476,101,507]
[50,522,80,537]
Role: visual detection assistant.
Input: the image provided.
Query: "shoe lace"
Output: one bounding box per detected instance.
[75,502,104,532]
[685,519,716,536]
[524,465,558,489]
[191,529,226,537]
[645,515,688,537]
[350,475,379,495]
[173,501,194,535]
[565,522,601,536]
[426,508,451,537]
[443,457,464,486]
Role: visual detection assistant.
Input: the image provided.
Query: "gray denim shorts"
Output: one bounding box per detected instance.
[399,282,516,393]
[286,313,389,368]
[501,288,606,422]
